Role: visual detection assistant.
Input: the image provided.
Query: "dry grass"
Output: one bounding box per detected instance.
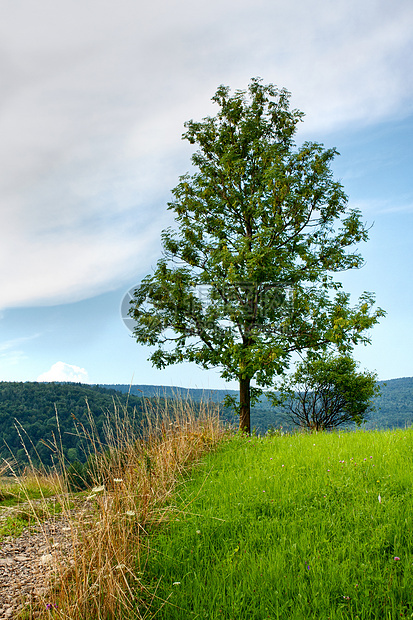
[9,396,226,620]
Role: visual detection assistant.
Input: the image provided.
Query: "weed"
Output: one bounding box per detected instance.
[4,395,225,619]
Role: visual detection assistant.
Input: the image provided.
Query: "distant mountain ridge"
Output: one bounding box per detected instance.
[101,383,237,402]
[367,377,413,430]
[102,377,413,431]
[0,381,146,468]
[0,378,412,469]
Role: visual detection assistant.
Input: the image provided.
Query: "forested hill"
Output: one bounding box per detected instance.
[366,377,413,430]
[0,382,146,468]
[0,378,412,469]
[103,378,413,433]
[102,384,235,402]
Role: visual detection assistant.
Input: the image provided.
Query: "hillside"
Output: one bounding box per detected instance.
[0,378,412,468]
[103,377,413,433]
[0,382,146,468]
[102,383,287,432]
[366,377,413,429]
[143,428,413,619]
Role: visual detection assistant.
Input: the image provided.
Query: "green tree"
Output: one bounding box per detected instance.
[276,354,380,431]
[129,79,385,433]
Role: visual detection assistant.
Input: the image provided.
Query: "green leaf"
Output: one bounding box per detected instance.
[129,78,385,433]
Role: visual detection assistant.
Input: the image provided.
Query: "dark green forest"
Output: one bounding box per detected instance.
[365,377,413,429]
[0,382,146,468]
[104,378,413,434]
[0,378,412,468]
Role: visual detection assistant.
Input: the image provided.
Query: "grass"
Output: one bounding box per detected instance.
[0,468,64,540]
[0,471,62,506]
[142,427,413,620]
[0,396,225,619]
[4,399,413,620]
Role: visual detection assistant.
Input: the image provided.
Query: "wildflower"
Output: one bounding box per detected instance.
[92,485,105,493]
[394,557,401,561]
[125,510,136,517]
[173,582,181,585]
[282,464,285,467]
[196,530,201,534]
[306,565,310,570]
[378,494,382,503]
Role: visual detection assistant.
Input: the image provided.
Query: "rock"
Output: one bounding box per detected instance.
[0,559,14,566]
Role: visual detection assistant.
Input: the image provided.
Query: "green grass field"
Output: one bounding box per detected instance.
[142,428,413,620]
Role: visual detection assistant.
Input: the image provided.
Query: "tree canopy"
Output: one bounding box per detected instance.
[130,78,385,433]
[275,354,380,431]
[0,382,145,468]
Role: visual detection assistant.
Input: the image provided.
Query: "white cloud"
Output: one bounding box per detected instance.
[0,207,167,309]
[1,0,412,309]
[0,348,27,368]
[37,361,90,383]
[0,334,40,367]
[0,336,34,353]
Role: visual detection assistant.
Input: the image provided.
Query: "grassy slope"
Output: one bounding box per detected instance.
[143,429,413,620]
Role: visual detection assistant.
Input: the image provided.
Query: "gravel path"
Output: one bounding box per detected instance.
[0,500,91,619]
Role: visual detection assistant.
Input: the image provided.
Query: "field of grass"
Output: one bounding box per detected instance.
[2,404,413,620]
[142,428,413,620]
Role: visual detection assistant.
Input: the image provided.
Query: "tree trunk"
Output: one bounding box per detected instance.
[239,376,251,434]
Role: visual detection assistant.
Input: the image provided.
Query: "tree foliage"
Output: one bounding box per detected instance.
[276,354,380,431]
[130,78,385,433]
[0,382,145,468]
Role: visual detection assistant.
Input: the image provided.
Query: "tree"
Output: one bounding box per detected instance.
[129,78,385,433]
[275,354,380,431]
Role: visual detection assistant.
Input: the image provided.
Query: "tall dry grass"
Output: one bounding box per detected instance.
[17,396,226,620]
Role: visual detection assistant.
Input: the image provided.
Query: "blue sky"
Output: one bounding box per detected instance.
[0,0,412,389]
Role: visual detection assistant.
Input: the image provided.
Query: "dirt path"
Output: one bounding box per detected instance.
[0,500,92,619]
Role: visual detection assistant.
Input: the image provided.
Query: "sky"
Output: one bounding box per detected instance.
[0,0,412,390]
